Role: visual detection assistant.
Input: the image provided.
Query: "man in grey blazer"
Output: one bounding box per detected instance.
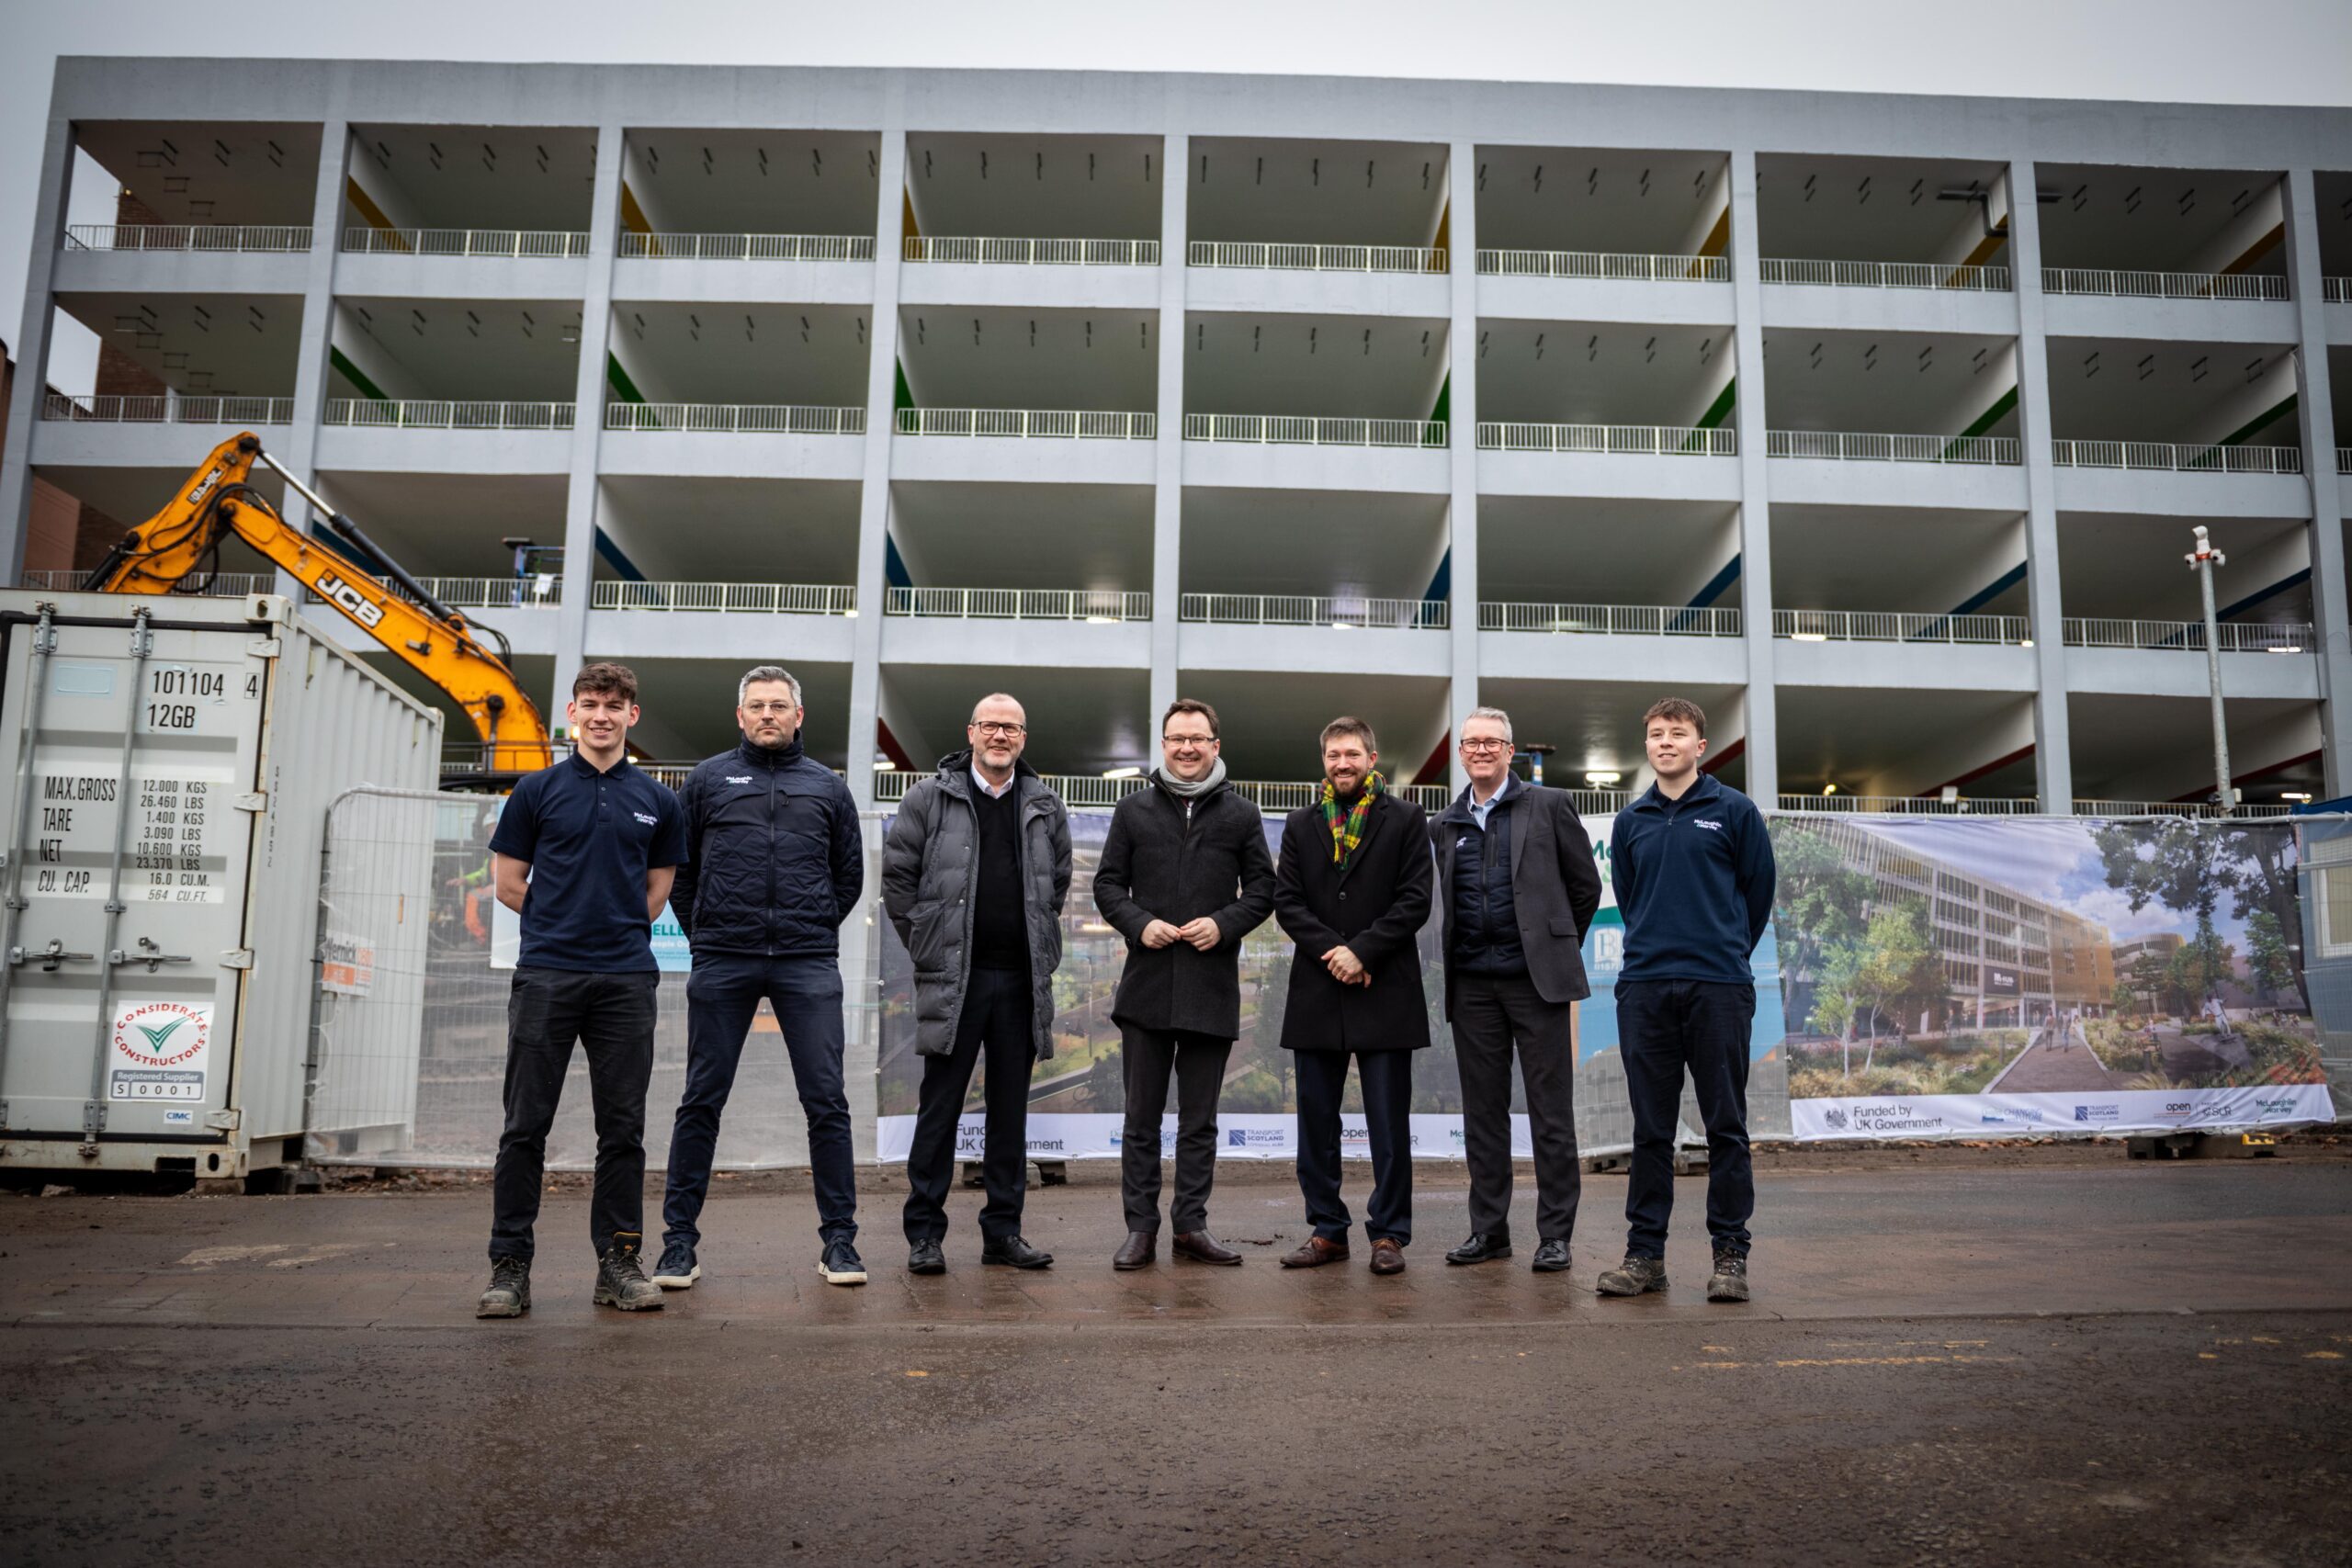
[1430,705,1603,1274]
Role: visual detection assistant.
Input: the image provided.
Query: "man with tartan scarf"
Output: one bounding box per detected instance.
[1271,716,1434,1276]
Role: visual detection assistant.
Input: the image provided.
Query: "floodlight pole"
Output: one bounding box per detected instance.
[2188,525,2233,812]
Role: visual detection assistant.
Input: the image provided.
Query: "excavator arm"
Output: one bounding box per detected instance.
[83,433,552,780]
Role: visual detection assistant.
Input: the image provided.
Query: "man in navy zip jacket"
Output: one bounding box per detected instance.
[655,666,866,1292]
[1597,697,1776,1304]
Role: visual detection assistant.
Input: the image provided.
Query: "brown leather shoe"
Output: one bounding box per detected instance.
[1370,1238,1406,1275]
[1112,1232,1155,1270]
[1171,1230,1243,1266]
[1279,1235,1350,1269]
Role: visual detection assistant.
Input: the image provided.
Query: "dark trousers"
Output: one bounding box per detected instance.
[1616,977,1756,1258]
[1293,1047,1415,1245]
[1451,969,1581,1243]
[1119,1025,1232,1235]
[663,951,856,1250]
[903,966,1035,1244]
[489,966,658,1262]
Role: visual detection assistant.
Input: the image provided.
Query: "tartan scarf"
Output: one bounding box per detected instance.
[1319,770,1385,871]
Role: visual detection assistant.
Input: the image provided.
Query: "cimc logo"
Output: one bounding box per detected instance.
[112,1001,209,1067]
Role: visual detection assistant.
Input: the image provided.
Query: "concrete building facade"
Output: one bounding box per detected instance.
[6,59,2352,813]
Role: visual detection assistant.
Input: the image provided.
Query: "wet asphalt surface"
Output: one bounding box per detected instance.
[4,1144,2350,1567]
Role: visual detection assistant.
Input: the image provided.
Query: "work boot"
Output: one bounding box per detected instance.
[1595,1254,1669,1297]
[1706,1248,1751,1303]
[475,1257,531,1318]
[651,1240,699,1290]
[594,1233,664,1312]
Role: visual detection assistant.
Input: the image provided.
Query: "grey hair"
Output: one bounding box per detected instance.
[738,665,802,708]
[1463,705,1515,746]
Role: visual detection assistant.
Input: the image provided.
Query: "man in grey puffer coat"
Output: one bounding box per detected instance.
[882,693,1072,1273]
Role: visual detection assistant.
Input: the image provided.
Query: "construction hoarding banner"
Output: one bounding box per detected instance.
[1775,814,2338,1140]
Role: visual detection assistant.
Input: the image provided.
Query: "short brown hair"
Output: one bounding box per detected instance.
[1641,697,1706,739]
[1162,697,1220,739]
[573,660,639,705]
[1319,715,1376,751]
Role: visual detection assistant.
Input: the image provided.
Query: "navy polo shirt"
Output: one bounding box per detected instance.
[489,752,689,973]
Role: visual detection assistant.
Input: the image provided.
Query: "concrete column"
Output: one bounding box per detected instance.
[0,114,75,580]
[273,119,352,606]
[550,123,627,732]
[844,107,908,808]
[2005,161,2076,810]
[1724,151,1779,804]
[1444,140,1480,795]
[2281,169,2352,798]
[1147,131,1189,727]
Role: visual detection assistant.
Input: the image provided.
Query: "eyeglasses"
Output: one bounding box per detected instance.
[1459,739,1512,753]
[972,721,1027,739]
[1162,733,1218,748]
[741,701,797,716]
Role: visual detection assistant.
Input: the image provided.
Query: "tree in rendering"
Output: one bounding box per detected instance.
[2244,909,2295,1009]
[2092,819,2307,1010]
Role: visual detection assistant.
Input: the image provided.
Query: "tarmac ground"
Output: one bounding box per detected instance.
[4,1141,2350,1567]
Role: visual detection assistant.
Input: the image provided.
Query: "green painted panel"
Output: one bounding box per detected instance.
[327,345,390,404]
[605,353,645,405]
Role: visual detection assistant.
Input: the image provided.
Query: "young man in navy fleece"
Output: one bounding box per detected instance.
[1596,697,1777,1303]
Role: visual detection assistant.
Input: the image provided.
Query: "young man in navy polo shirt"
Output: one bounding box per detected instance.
[1597,697,1777,1304]
[476,662,689,1318]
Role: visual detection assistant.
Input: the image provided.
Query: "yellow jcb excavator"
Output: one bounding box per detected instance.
[81,432,552,787]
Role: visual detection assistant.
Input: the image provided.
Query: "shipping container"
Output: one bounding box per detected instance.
[0,591,442,1184]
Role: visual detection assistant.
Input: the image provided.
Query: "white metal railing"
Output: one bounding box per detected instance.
[868,771,1453,813]
[2050,440,2301,475]
[1182,413,1445,448]
[1480,602,1744,636]
[1775,609,2031,645]
[605,403,865,434]
[617,232,874,261]
[1476,249,1726,282]
[1187,241,1446,274]
[2064,618,2313,654]
[2339,447,2352,475]
[65,223,311,253]
[885,587,1149,621]
[1759,257,2009,291]
[1779,795,2042,816]
[905,236,1159,265]
[1178,593,1447,630]
[42,392,296,425]
[2041,267,2287,302]
[340,227,592,258]
[322,400,574,430]
[304,576,562,610]
[1476,423,1736,456]
[592,581,857,615]
[895,408,1158,439]
[1768,430,2020,465]
[2073,799,2293,819]
[18,570,277,597]
[2325,278,2352,304]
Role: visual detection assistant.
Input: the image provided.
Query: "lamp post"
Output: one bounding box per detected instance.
[2187,525,2233,811]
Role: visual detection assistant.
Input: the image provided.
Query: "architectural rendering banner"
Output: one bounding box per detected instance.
[874,809,1796,1163]
[1774,814,2337,1140]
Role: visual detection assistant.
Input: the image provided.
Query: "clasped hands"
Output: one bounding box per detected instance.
[1140,917,1223,952]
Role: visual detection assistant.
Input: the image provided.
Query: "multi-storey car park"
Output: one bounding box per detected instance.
[5,59,2351,818]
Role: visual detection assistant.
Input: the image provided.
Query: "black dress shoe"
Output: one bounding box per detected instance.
[907,1238,946,1275]
[1531,1238,1571,1273]
[981,1235,1054,1269]
[1113,1232,1155,1270]
[1171,1231,1243,1266]
[1444,1232,1513,1266]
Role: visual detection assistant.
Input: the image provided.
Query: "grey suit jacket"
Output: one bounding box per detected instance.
[1430,781,1603,1018]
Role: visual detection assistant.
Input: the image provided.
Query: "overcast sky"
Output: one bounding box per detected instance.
[8,0,2351,380]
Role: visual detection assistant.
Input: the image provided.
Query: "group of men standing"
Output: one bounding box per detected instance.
[473,662,1778,1319]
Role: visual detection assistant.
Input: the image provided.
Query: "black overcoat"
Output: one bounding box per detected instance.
[1272,792,1434,1054]
[1091,777,1277,1038]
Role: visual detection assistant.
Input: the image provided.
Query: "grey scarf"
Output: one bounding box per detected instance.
[1153,756,1227,800]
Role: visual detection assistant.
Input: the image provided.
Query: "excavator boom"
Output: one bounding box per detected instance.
[83,433,551,782]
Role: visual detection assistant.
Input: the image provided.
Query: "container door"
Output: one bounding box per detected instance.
[0,610,269,1146]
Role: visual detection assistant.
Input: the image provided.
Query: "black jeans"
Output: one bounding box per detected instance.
[663,951,856,1251]
[1293,1047,1415,1246]
[903,966,1035,1244]
[1451,969,1580,1243]
[489,965,659,1262]
[1616,977,1756,1258]
[1119,1025,1232,1235]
